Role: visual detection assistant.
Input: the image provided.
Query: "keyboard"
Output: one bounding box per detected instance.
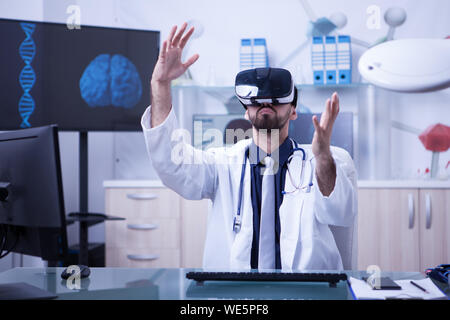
[186,271,347,287]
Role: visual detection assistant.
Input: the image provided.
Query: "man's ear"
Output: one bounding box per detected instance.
[244,109,250,121]
[290,106,298,120]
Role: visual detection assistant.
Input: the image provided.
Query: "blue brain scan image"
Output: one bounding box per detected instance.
[79,53,142,109]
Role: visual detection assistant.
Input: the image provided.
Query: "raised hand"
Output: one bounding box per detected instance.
[152,22,199,84]
[150,22,199,127]
[311,92,340,160]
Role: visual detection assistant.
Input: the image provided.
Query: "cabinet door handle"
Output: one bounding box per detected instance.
[425,193,432,229]
[127,254,159,261]
[127,223,158,230]
[408,193,414,229]
[126,193,158,200]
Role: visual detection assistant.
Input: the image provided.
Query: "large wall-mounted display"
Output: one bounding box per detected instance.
[0,18,159,131]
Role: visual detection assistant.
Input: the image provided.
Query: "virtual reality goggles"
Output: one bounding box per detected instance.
[235,67,296,107]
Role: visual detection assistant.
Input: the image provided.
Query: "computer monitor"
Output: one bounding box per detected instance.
[0,125,68,262]
[289,112,354,158]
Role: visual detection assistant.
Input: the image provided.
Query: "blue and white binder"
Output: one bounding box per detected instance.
[311,36,325,85]
[240,38,269,70]
[311,35,352,85]
[240,38,253,70]
[324,36,337,84]
[252,38,269,68]
[337,35,352,84]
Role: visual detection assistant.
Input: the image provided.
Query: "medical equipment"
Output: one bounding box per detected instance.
[232,139,313,233]
[282,147,314,195]
[235,68,296,107]
[426,264,450,284]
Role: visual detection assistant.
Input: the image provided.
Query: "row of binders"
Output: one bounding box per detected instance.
[240,38,269,70]
[311,35,352,85]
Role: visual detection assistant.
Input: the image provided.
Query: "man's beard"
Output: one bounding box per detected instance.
[249,107,291,131]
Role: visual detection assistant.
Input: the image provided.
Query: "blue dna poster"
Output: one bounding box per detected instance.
[0,19,159,131]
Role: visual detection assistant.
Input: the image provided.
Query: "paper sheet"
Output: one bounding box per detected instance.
[349,277,447,300]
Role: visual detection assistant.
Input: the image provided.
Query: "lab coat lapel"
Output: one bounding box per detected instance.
[279,153,305,269]
[229,158,253,269]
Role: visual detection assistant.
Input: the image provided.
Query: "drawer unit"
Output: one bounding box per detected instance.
[106,218,180,249]
[105,188,180,219]
[105,187,182,267]
[106,247,180,268]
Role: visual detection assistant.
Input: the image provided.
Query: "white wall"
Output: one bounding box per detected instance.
[112,0,450,178]
[0,0,449,270]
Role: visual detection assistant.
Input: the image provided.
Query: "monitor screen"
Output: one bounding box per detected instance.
[289,112,354,158]
[0,18,160,131]
[0,125,68,261]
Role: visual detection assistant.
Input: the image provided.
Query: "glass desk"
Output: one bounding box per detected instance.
[0,268,447,300]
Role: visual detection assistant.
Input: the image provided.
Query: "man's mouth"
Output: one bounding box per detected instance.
[258,107,275,115]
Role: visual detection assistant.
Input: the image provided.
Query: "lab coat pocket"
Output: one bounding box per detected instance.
[301,193,322,239]
[279,194,304,241]
[279,195,304,269]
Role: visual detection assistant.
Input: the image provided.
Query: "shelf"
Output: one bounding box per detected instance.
[171,82,368,113]
[298,83,368,89]
[172,82,368,91]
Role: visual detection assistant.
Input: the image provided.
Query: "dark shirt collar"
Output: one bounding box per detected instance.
[248,137,292,167]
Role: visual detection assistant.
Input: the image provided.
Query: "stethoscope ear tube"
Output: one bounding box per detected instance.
[233,148,249,233]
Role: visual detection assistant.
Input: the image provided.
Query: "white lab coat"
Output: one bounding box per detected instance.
[141,106,357,271]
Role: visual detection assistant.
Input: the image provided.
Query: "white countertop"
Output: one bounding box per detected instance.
[104,179,450,189]
[357,180,450,189]
[103,180,166,188]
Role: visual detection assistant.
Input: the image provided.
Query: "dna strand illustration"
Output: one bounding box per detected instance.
[18,22,36,128]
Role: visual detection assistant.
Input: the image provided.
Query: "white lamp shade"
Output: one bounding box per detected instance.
[358,38,450,92]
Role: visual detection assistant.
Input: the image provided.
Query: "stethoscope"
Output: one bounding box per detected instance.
[233,139,314,233]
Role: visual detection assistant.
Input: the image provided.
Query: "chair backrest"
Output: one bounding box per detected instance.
[289,112,354,158]
[329,148,358,270]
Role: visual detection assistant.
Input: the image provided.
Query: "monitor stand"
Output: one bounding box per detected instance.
[79,131,89,266]
[0,282,57,300]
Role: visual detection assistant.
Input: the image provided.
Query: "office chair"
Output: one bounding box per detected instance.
[329,220,358,270]
[329,145,358,270]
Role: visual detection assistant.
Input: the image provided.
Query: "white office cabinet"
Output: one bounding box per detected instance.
[357,188,421,272]
[105,186,181,267]
[358,181,450,272]
[104,181,209,268]
[419,189,450,272]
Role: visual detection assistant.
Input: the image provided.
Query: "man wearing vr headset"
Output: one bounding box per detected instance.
[142,23,357,271]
